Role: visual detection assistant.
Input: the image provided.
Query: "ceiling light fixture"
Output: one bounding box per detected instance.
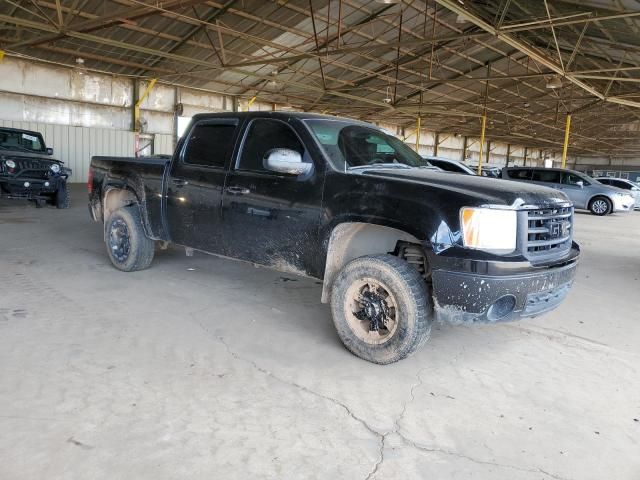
[546,75,563,89]
[75,57,86,75]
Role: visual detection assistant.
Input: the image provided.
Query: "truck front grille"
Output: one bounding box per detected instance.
[525,206,573,259]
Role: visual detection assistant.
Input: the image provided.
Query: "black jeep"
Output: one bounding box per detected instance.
[0,127,71,208]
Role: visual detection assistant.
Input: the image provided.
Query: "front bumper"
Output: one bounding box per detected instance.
[613,195,635,212]
[0,176,64,199]
[431,243,580,324]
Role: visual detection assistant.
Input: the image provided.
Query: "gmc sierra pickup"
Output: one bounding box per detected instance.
[89,112,580,364]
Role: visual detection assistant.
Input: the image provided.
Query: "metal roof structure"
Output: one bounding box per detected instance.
[1,0,640,156]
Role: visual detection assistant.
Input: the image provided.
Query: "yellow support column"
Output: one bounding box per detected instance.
[561,114,572,168]
[0,50,5,63]
[477,114,487,175]
[245,95,257,112]
[134,78,157,132]
[415,116,421,152]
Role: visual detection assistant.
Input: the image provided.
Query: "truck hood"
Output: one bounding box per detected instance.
[360,168,571,208]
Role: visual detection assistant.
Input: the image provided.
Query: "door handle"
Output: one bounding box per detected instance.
[226,186,251,195]
[172,178,189,187]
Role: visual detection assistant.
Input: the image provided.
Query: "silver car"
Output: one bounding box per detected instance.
[595,177,640,209]
[502,167,635,216]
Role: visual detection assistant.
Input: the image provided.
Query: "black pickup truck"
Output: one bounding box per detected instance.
[0,127,71,208]
[89,112,580,364]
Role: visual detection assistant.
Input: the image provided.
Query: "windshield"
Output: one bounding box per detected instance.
[0,129,45,152]
[304,119,430,170]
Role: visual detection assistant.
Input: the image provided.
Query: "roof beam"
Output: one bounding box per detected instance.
[434,0,640,109]
[5,0,210,49]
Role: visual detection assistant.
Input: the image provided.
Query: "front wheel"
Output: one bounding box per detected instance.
[55,181,69,209]
[589,196,611,216]
[330,254,431,364]
[105,206,154,272]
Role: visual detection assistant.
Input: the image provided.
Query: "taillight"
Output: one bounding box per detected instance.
[87,168,94,194]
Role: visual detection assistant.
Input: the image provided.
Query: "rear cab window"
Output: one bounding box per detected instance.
[183,122,238,168]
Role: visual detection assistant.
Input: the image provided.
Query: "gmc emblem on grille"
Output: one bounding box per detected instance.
[549,221,570,239]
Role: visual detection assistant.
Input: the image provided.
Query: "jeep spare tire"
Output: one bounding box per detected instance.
[330,254,431,364]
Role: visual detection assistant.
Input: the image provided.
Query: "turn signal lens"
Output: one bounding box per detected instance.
[460,207,517,253]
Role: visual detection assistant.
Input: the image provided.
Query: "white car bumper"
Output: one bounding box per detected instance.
[613,195,635,212]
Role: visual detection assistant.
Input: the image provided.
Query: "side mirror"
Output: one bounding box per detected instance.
[46,147,53,155]
[264,148,312,176]
[576,180,584,188]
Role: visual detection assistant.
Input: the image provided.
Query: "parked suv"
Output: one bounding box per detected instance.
[0,127,71,208]
[502,167,635,215]
[595,177,640,209]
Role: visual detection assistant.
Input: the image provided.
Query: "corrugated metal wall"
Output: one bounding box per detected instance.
[1,119,136,183]
[153,134,174,156]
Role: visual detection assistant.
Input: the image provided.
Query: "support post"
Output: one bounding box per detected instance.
[505,144,511,166]
[461,136,467,162]
[477,114,487,175]
[415,116,421,152]
[523,146,528,166]
[134,78,157,132]
[245,95,257,111]
[434,132,440,156]
[561,113,572,168]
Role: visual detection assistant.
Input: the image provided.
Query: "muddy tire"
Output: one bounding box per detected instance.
[105,205,154,272]
[330,254,431,364]
[55,182,69,209]
[589,196,611,216]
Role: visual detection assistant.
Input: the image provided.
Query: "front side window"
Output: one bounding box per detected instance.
[305,119,430,170]
[563,172,590,186]
[532,170,561,183]
[238,119,306,172]
[183,123,237,168]
[0,129,45,152]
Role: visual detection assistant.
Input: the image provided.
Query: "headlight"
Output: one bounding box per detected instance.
[5,160,16,169]
[460,207,517,253]
[50,163,61,173]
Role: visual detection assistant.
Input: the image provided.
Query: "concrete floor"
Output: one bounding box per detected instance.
[1,185,639,480]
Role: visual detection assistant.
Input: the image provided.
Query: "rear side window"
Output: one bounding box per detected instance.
[532,170,561,183]
[612,180,631,189]
[598,178,610,185]
[238,119,305,172]
[183,123,237,168]
[507,168,532,180]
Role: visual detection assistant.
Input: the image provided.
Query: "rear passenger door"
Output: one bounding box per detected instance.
[166,118,239,253]
[221,117,324,276]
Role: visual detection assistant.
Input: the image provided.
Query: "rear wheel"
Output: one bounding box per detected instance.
[330,254,431,364]
[105,206,154,272]
[589,196,611,216]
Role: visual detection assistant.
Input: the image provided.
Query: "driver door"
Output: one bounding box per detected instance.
[221,117,324,276]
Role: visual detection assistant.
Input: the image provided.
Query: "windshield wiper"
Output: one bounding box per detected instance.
[348,163,413,171]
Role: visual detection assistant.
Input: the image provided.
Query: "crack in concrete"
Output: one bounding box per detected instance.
[205,328,572,480]
[364,434,385,480]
